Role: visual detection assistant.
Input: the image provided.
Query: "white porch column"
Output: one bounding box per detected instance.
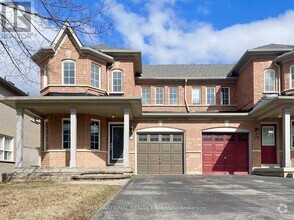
[283,107,291,168]
[15,108,24,168]
[123,107,130,167]
[70,107,77,168]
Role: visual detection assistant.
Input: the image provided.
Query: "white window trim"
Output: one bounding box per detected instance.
[91,63,101,89]
[43,66,48,88]
[291,120,294,150]
[61,118,70,150]
[155,87,164,105]
[290,66,294,89]
[112,70,123,93]
[192,86,201,105]
[206,87,216,105]
[264,69,276,93]
[141,87,151,106]
[0,135,14,162]
[44,120,48,151]
[220,87,230,105]
[62,60,76,85]
[168,87,178,105]
[90,119,101,151]
[261,125,275,146]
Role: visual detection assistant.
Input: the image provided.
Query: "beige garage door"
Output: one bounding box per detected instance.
[137,133,184,174]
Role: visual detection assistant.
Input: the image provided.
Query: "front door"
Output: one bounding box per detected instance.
[261,125,277,164]
[110,124,124,164]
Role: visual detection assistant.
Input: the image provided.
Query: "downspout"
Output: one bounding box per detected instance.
[184,79,190,113]
[274,61,281,95]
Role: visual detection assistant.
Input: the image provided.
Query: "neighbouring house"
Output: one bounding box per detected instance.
[1,23,294,176]
[0,77,40,181]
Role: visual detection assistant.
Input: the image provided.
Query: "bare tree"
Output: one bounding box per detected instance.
[0,0,114,90]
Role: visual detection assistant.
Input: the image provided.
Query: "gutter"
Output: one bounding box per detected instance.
[184,79,190,113]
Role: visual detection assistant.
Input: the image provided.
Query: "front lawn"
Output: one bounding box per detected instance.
[0,182,121,220]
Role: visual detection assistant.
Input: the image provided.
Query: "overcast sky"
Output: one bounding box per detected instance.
[1,0,294,95]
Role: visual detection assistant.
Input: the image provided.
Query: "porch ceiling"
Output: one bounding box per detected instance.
[0,96,142,119]
[249,96,294,120]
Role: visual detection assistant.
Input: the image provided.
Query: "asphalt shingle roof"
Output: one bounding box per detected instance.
[141,64,234,79]
[90,44,132,52]
[252,44,294,50]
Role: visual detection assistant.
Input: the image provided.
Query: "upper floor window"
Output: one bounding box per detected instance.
[62,119,70,149]
[142,87,150,105]
[290,66,294,89]
[112,70,122,92]
[264,69,275,92]
[192,87,201,105]
[169,87,178,105]
[91,64,100,88]
[62,60,76,85]
[91,120,100,150]
[0,135,13,161]
[155,87,164,105]
[220,87,230,105]
[206,87,216,105]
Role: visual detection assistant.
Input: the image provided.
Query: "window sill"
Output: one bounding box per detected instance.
[0,160,15,164]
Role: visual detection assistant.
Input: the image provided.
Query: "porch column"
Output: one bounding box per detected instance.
[70,107,77,168]
[123,107,130,167]
[15,108,24,168]
[283,107,291,168]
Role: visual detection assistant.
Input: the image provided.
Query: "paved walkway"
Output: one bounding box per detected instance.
[94,175,294,220]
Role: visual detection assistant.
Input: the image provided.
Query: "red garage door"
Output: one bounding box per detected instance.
[202,133,249,174]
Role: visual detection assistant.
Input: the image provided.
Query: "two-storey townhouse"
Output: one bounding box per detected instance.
[0,76,40,181]
[2,23,294,177]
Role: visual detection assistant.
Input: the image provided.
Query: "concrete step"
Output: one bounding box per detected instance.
[71,174,132,181]
[80,170,132,175]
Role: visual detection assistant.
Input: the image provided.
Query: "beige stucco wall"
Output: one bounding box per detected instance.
[0,84,40,181]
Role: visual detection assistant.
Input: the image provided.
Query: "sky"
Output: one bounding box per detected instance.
[1,0,294,94]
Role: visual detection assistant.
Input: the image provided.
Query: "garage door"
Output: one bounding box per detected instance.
[202,133,248,174]
[137,133,184,174]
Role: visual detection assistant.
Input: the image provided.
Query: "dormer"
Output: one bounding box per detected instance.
[32,23,142,96]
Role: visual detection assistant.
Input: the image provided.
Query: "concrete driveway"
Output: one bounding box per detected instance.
[95,175,294,220]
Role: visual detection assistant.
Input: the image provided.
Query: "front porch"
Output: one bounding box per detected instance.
[0,96,141,170]
[250,96,294,176]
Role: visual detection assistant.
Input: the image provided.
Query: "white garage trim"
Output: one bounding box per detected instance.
[201,127,252,174]
[136,127,184,133]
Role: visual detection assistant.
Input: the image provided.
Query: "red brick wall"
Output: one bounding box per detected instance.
[281,60,294,93]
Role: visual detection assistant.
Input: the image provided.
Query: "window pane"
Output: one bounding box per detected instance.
[264,70,275,92]
[91,64,100,88]
[169,87,178,105]
[91,121,99,150]
[262,126,275,146]
[173,134,182,142]
[206,87,215,105]
[63,120,71,149]
[291,66,294,89]
[142,87,150,105]
[0,136,3,150]
[138,134,148,142]
[150,134,159,142]
[4,138,12,151]
[63,61,75,85]
[155,87,164,105]
[0,150,3,160]
[221,88,229,105]
[192,87,201,105]
[203,135,212,142]
[215,135,223,141]
[226,135,235,142]
[113,71,122,92]
[161,134,171,142]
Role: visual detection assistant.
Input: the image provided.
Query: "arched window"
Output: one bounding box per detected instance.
[112,70,123,92]
[62,60,76,85]
[264,69,275,92]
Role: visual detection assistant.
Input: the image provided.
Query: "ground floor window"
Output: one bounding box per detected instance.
[91,120,100,150]
[0,135,13,161]
[62,120,71,149]
[261,126,275,146]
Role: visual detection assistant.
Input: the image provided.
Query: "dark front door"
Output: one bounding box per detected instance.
[261,125,277,164]
[110,125,124,164]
